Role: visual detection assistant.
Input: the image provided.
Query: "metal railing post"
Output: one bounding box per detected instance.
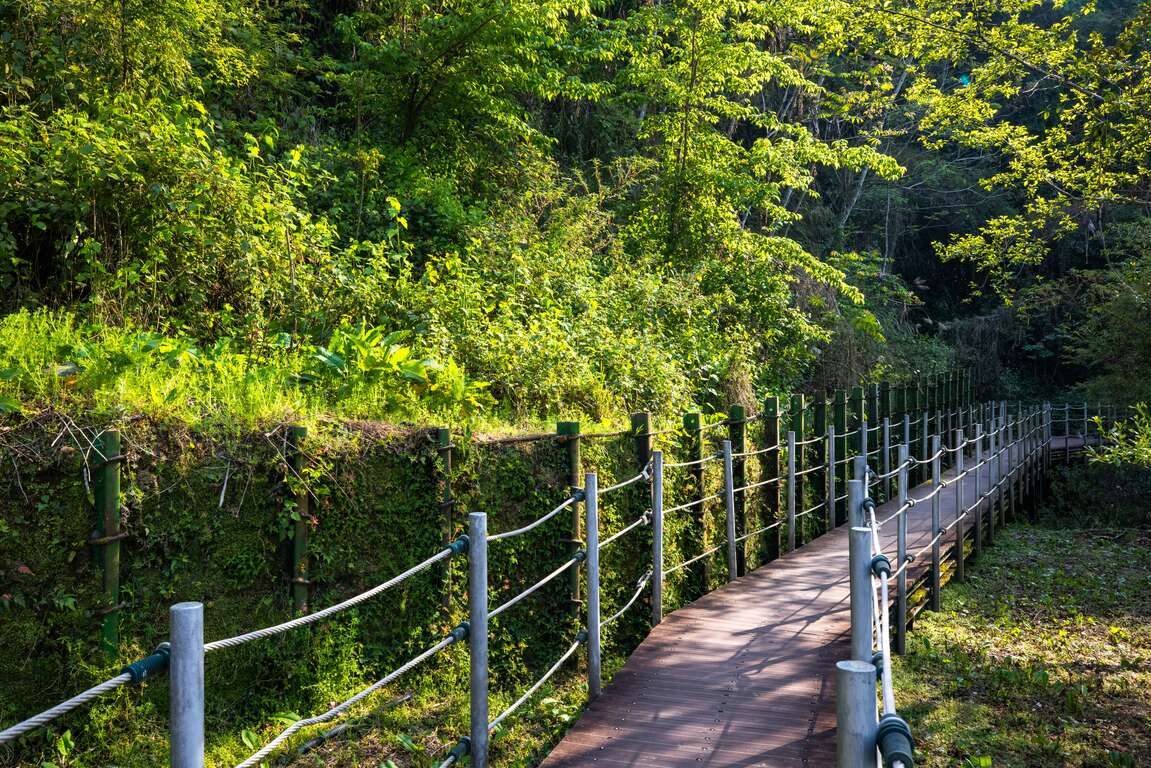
[170,602,204,768]
[652,451,664,626]
[1064,403,1070,464]
[882,417,891,502]
[723,440,737,583]
[836,660,879,768]
[920,411,929,486]
[974,424,983,557]
[848,479,872,662]
[825,425,836,533]
[468,512,490,767]
[585,474,601,700]
[896,444,909,655]
[787,431,797,551]
[930,435,941,612]
[955,429,965,583]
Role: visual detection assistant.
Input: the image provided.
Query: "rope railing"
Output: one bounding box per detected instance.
[489,494,580,542]
[236,629,465,767]
[489,554,584,620]
[7,395,1113,768]
[205,542,466,652]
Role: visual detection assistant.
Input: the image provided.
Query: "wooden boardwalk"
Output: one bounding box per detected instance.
[540,439,1083,768]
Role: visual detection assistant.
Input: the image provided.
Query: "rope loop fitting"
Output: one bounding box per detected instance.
[576,629,589,643]
[447,736,471,762]
[448,535,470,556]
[877,713,915,767]
[571,488,586,502]
[448,622,470,643]
[121,643,171,684]
[862,498,877,514]
[870,554,892,579]
[871,650,885,675]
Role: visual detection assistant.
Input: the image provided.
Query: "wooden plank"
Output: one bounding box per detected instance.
[539,449,1020,768]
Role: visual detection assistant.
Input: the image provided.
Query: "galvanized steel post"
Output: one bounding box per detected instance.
[825,425,836,533]
[170,602,204,768]
[955,429,965,583]
[787,431,797,551]
[651,451,664,626]
[585,474,602,700]
[723,440,737,583]
[848,479,872,662]
[468,512,490,767]
[896,444,909,655]
[837,661,879,768]
[974,424,984,557]
[882,417,891,502]
[920,411,929,487]
[930,435,941,612]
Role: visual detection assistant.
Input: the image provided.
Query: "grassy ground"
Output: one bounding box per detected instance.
[892,524,1151,767]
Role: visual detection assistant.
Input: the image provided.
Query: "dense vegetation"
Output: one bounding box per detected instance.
[1,0,1150,766]
[894,463,1151,767]
[2,0,1147,428]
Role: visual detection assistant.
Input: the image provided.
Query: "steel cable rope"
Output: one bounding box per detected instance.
[734,519,783,544]
[794,464,823,478]
[662,543,724,576]
[489,495,579,543]
[664,454,722,469]
[600,512,650,550]
[866,504,897,717]
[486,636,585,735]
[732,443,780,458]
[731,475,782,494]
[602,570,654,627]
[489,554,583,620]
[0,673,133,744]
[235,632,460,767]
[205,544,460,651]
[598,466,651,495]
[664,492,723,514]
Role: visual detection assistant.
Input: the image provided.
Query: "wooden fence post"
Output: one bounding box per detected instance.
[558,421,581,604]
[790,395,806,544]
[94,429,122,658]
[728,405,747,575]
[288,425,310,614]
[762,398,781,563]
[683,412,707,597]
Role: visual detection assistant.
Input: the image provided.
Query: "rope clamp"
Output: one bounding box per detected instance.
[448,621,470,643]
[89,531,130,546]
[571,488,586,502]
[870,554,892,578]
[448,535,469,556]
[121,642,171,684]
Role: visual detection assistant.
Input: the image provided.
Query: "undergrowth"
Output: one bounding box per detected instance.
[892,464,1151,767]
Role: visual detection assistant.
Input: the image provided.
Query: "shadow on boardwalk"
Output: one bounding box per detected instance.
[540,438,1086,767]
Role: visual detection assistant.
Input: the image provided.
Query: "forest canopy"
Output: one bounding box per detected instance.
[0,0,1148,425]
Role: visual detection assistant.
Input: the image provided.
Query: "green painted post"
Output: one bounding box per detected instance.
[880,382,891,423]
[834,390,848,525]
[850,386,865,462]
[762,399,782,563]
[683,412,708,597]
[558,421,581,604]
[632,412,652,472]
[813,397,827,536]
[867,384,880,431]
[789,395,806,543]
[728,405,747,575]
[288,426,310,614]
[95,429,121,658]
[438,427,454,608]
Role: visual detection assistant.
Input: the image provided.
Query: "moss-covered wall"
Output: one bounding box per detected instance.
[0,413,801,766]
